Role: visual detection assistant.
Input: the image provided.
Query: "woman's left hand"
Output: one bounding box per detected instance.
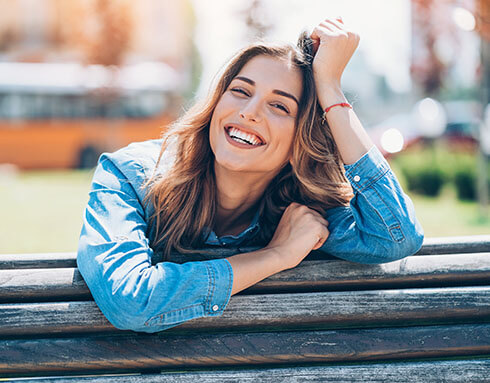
[310,17,360,88]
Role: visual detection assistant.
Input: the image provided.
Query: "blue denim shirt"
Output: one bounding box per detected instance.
[77,139,424,333]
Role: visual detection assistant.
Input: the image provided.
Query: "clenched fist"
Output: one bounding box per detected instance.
[310,17,360,91]
[266,203,330,270]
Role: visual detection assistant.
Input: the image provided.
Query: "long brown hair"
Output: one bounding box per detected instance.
[145,34,353,259]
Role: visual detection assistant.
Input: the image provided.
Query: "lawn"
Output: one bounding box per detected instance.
[0,167,488,254]
[0,169,94,253]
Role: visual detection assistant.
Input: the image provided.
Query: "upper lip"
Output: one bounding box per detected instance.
[225,123,266,145]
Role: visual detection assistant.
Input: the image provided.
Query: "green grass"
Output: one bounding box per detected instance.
[0,169,94,253]
[0,168,488,254]
[410,186,490,237]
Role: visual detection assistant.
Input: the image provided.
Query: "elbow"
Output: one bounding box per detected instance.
[90,282,161,333]
[384,220,424,263]
[407,222,424,255]
[101,301,152,333]
[77,252,155,333]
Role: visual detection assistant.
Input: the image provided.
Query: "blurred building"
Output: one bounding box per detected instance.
[0,0,195,169]
[0,0,194,71]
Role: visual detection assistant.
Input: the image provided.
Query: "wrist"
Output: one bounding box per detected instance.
[264,245,290,272]
[316,82,345,110]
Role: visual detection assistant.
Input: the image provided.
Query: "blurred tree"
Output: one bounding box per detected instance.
[79,0,133,66]
[240,0,272,41]
[476,0,490,41]
[410,0,456,96]
[477,0,489,216]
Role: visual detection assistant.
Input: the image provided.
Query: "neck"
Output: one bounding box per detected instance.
[213,163,277,236]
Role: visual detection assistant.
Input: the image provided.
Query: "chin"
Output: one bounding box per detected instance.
[215,155,256,173]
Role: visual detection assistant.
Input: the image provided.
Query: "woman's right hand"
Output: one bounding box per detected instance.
[266,203,330,270]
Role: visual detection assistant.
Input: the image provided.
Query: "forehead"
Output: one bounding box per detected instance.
[235,55,302,100]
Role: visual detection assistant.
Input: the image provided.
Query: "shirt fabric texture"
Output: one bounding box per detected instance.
[77,139,424,333]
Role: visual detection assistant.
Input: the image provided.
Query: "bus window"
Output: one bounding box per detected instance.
[0,62,181,169]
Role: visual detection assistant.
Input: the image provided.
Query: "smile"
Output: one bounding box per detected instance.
[225,125,265,147]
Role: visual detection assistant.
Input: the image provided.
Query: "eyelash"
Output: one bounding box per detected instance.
[271,103,289,113]
[230,87,290,114]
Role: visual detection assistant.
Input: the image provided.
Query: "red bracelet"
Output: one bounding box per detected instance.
[324,102,352,114]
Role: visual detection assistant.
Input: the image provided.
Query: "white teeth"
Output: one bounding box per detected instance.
[228,127,262,146]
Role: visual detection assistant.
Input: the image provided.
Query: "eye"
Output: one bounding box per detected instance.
[270,102,289,114]
[230,87,250,97]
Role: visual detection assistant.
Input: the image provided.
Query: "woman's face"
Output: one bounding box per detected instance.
[209,55,302,178]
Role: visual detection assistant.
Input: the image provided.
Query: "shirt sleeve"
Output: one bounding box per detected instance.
[77,154,234,333]
[320,145,424,264]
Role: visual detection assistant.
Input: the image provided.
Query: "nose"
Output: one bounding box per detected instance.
[239,98,262,123]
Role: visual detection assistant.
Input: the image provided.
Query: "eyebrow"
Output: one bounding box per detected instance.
[234,76,299,106]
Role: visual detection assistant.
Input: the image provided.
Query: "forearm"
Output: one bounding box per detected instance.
[226,247,283,295]
[317,83,373,165]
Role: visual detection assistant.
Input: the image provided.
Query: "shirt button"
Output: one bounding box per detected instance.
[212,305,219,312]
[353,175,361,182]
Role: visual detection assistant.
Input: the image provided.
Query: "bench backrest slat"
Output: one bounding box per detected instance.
[1,235,489,269]
[8,360,490,383]
[1,323,489,377]
[1,253,490,302]
[2,286,489,336]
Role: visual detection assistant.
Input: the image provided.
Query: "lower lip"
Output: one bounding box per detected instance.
[224,128,264,150]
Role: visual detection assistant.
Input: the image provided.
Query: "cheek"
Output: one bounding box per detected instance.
[271,122,295,163]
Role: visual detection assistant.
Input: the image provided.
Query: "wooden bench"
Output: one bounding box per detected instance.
[1,235,490,382]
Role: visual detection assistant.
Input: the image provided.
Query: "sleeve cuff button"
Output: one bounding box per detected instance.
[212,304,219,312]
[353,175,361,182]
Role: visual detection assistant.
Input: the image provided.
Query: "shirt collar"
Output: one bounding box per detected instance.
[204,208,261,246]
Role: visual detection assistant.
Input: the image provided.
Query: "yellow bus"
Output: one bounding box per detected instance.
[0,62,181,169]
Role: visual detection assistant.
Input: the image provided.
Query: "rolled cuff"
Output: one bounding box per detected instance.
[344,146,390,192]
[203,258,234,317]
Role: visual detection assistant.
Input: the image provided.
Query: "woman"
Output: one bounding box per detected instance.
[77,18,424,333]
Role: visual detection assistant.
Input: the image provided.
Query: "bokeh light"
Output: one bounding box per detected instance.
[381,128,405,154]
[452,7,476,32]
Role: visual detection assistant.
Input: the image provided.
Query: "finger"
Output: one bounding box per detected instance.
[318,22,337,33]
[309,30,320,54]
[286,202,301,211]
[312,227,330,250]
[309,212,329,228]
[312,25,340,40]
[304,208,329,225]
[324,19,346,32]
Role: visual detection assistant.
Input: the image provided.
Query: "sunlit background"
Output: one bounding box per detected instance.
[0,0,489,252]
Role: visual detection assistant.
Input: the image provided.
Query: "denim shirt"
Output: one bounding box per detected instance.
[77,139,424,333]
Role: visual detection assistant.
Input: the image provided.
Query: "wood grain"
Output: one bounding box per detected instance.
[10,360,490,383]
[1,286,489,336]
[1,235,489,269]
[1,253,490,303]
[1,324,489,377]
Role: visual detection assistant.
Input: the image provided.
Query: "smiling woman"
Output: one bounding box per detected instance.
[77,18,424,333]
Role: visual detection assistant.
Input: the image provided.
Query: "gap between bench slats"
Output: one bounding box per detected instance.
[1,323,489,378]
[1,235,489,270]
[1,253,489,303]
[1,286,489,337]
[9,359,490,383]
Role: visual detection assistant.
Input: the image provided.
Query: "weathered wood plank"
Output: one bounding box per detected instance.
[1,253,489,303]
[1,235,489,269]
[1,324,489,377]
[12,360,490,383]
[1,287,489,336]
[0,267,90,302]
[0,252,77,269]
[416,235,490,255]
